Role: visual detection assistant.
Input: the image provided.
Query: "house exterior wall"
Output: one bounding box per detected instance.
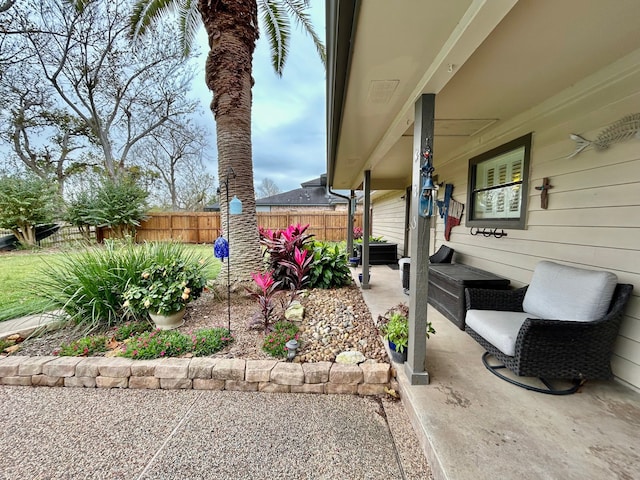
[432,58,640,389]
[371,191,407,258]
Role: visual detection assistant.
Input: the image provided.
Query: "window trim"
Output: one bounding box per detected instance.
[465,133,532,230]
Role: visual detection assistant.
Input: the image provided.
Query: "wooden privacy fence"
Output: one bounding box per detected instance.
[129,211,363,243]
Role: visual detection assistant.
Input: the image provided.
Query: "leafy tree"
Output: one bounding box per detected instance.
[257,177,281,198]
[1,0,198,185]
[133,120,216,211]
[0,174,60,246]
[129,0,325,280]
[89,177,149,239]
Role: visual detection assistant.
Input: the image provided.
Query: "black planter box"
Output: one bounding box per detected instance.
[355,243,398,265]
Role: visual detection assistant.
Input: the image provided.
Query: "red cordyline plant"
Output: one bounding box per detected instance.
[260,223,314,289]
[245,271,283,331]
[279,246,314,306]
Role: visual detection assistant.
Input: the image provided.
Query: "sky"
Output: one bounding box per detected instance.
[189,2,327,194]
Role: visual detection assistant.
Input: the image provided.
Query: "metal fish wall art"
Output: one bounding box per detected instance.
[569,113,640,157]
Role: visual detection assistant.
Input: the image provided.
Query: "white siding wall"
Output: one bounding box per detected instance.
[371,191,407,257]
[433,66,640,388]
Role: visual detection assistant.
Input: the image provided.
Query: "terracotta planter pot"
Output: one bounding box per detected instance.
[148,308,186,330]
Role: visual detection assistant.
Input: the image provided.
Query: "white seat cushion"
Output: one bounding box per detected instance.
[466,310,538,357]
[522,261,617,322]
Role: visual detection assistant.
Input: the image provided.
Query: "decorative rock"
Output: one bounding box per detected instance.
[335,350,366,365]
[291,383,325,394]
[302,362,331,384]
[245,360,277,383]
[98,358,133,378]
[212,358,245,381]
[18,356,56,376]
[2,376,32,386]
[284,301,304,321]
[193,379,225,390]
[259,382,290,393]
[76,357,107,378]
[96,376,128,388]
[64,376,96,388]
[43,357,83,377]
[360,362,390,384]
[225,380,258,392]
[129,377,160,389]
[325,383,358,395]
[270,362,304,385]
[329,363,363,384]
[188,357,217,379]
[160,378,192,389]
[357,383,387,395]
[31,375,64,387]
[131,359,162,377]
[155,358,190,379]
[0,356,29,377]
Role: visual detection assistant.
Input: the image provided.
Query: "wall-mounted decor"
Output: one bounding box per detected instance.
[437,184,465,241]
[569,113,640,157]
[534,177,553,209]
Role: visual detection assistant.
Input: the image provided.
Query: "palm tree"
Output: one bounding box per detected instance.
[129,0,325,280]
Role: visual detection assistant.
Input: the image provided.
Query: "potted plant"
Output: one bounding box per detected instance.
[378,303,435,363]
[381,311,409,363]
[123,256,208,330]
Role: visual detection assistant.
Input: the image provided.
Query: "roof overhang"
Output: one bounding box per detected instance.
[326,0,640,190]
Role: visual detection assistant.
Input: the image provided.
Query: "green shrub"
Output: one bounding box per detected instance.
[308,241,352,289]
[262,321,299,358]
[118,328,232,359]
[0,174,61,247]
[90,177,148,239]
[112,321,153,341]
[41,241,211,332]
[55,336,108,356]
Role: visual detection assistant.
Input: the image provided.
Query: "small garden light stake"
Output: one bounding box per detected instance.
[285,338,299,361]
[217,166,242,333]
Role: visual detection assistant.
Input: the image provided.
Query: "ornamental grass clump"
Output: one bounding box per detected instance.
[262,321,300,358]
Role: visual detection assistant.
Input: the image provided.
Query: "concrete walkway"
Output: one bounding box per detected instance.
[0,387,430,479]
[0,311,64,339]
[357,264,640,480]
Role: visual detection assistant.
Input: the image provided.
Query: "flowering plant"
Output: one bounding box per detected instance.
[123,258,208,316]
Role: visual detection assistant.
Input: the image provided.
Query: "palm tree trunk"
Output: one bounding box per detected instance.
[200,0,263,280]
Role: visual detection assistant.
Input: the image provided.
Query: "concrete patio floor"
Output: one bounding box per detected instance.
[357,264,640,480]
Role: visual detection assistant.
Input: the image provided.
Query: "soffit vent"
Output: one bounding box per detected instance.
[368,80,400,104]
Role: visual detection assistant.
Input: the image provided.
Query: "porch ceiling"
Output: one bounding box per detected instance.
[328,0,640,190]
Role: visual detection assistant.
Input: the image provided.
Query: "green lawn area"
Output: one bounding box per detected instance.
[0,244,221,322]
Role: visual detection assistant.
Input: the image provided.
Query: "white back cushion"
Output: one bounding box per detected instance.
[522,261,617,321]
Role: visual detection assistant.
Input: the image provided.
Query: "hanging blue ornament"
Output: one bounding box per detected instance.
[214,235,229,261]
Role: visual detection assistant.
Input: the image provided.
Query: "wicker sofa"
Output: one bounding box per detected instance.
[464,261,633,394]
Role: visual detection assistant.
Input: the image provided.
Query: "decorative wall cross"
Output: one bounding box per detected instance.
[535,177,553,209]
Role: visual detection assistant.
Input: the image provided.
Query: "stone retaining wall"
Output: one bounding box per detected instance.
[0,356,392,395]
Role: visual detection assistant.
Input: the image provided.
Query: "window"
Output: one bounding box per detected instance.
[466,133,532,229]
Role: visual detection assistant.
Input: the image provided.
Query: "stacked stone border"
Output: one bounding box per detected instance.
[0,356,395,395]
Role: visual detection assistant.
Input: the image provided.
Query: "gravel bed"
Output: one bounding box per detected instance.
[14,284,388,363]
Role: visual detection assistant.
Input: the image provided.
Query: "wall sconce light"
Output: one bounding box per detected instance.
[285,339,299,361]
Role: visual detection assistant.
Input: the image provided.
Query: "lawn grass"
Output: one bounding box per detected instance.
[0,243,221,323]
